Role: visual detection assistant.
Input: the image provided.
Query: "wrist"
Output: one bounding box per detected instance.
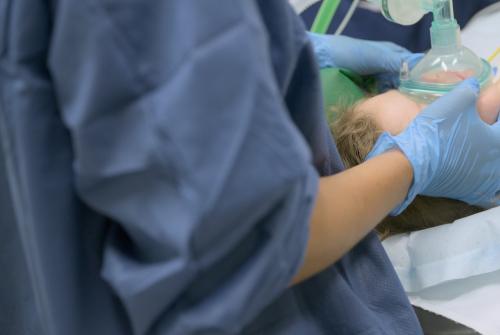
[381,149,414,209]
[366,131,425,215]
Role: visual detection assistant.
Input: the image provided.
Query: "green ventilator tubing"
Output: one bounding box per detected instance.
[311,0,341,34]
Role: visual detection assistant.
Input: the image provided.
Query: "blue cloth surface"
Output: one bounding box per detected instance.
[302,0,500,52]
[0,0,421,334]
[0,115,41,335]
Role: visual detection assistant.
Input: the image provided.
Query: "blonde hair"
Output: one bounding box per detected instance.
[331,101,483,239]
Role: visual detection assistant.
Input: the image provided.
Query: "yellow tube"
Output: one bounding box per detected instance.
[488,48,500,63]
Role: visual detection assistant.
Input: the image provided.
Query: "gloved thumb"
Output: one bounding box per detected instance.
[405,53,424,69]
[419,78,480,120]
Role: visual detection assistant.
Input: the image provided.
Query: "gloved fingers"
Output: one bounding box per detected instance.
[365,52,408,76]
[368,41,411,72]
[375,53,424,92]
[369,42,412,75]
[310,33,414,77]
[336,36,410,74]
[368,40,410,55]
[406,53,424,69]
[419,78,480,120]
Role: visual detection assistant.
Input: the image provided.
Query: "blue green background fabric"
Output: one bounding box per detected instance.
[320,68,367,122]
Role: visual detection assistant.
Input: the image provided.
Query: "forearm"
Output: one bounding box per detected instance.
[292,150,413,285]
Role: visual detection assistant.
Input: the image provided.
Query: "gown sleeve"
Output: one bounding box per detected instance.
[48,1,319,333]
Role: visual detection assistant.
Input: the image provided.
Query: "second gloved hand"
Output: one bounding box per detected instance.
[367,78,500,215]
[308,32,414,90]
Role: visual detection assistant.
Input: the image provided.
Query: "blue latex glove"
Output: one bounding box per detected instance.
[308,32,413,91]
[367,78,500,215]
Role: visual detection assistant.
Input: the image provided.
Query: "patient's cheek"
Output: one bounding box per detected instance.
[421,70,475,84]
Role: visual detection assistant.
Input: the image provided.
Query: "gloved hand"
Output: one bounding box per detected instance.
[308,32,414,91]
[367,78,500,215]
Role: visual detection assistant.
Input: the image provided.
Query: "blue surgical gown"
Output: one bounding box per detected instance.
[0,0,422,334]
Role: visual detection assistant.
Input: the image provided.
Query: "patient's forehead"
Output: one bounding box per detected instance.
[356,90,424,135]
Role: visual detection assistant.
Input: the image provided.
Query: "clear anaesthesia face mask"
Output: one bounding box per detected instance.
[369,0,494,103]
[399,48,493,104]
